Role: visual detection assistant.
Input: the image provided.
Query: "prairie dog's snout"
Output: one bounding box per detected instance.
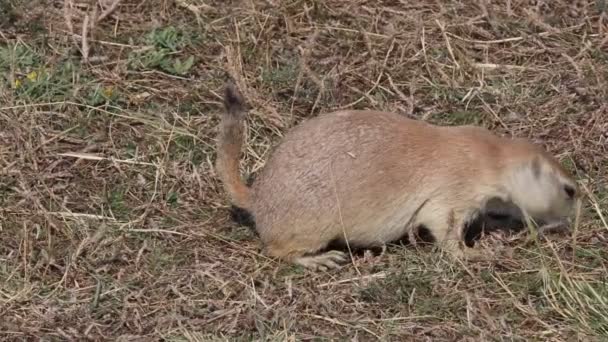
[215,82,579,271]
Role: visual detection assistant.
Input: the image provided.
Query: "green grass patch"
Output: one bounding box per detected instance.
[539,267,608,337]
[106,188,131,220]
[1,42,121,105]
[128,26,196,76]
[168,134,206,165]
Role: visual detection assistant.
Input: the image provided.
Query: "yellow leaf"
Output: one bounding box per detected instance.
[26,70,38,82]
[103,86,114,98]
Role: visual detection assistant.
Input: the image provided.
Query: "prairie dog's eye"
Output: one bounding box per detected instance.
[564,184,576,199]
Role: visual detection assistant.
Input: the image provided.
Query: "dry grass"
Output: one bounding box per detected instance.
[1,0,608,340]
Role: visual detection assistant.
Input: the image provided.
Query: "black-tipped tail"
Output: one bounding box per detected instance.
[224,81,247,118]
[215,81,252,210]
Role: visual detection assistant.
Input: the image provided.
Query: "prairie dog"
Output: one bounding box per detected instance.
[216,82,579,270]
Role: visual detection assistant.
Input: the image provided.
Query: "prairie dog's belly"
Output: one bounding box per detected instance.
[339,196,426,246]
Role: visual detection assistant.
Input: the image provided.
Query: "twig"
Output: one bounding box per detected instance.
[436,19,460,70]
[420,26,433,83]
[472,62,532,70]
[318,272,387,288]
[561,53,582,79]
[40,211,116,221]
[446,24,593,45]
[580,182,607,231]
[58,152,156,166]
[63,0,74,35]
[126,228,191,237]
[96,0,122,23]
[64,0,83,55]
[387,74,414,116]
[176,0,203,23]
[477,94,510,131]
[307,314,381,340]
[81,14,90,62]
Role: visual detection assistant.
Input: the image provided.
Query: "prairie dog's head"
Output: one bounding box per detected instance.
[504,141,579,226]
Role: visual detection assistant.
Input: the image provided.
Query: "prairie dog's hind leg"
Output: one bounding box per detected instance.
[293,250,349,271]
[263,238,349,271]
[439,239,487,261]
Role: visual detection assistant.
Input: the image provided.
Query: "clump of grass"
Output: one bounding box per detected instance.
[1,42,121,105]
[0,42,39,71]
[106,188,130,220]
[12,62,76,102]
[87,84,119,106]
[128,26,196,76]
[540,266,608,336]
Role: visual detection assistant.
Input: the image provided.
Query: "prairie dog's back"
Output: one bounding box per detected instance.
[251,110,441,201]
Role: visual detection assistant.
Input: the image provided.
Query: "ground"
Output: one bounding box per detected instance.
[1,0,607,341]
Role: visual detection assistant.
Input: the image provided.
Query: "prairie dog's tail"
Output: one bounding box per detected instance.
[215,82,252,210]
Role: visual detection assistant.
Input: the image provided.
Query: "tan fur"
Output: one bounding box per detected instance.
[216,83,579,271]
